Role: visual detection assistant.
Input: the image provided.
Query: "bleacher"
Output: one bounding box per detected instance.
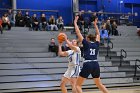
[0,26,139,93]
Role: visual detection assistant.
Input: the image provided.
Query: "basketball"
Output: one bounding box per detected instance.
[57,33,65,43]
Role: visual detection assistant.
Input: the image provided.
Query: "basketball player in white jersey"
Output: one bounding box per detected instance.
[58,34,81,93]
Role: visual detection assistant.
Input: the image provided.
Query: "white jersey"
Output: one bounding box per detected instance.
[66,47,81,67]
[63,47,81,78]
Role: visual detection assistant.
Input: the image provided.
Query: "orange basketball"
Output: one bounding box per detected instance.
[57,33,65,43]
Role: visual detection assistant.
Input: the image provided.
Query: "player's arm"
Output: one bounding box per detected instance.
[58,43,68,57]
[66,39,78,52]
[93,18,100,42]
[74,16,84,42]
[63,34,78,52]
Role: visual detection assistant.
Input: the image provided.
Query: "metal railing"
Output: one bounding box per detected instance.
[106,41,113,58]
[0,8,59,18]
[74,11,133,16]
[0,8,59,13]
[134,59,140,77]
[120,49,127,66]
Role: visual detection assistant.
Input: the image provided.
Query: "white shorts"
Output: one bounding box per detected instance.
[63,65,80,79]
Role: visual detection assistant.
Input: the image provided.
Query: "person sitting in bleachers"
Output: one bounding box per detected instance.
[31,14,39,31]
[15,11,24,27]
[8,9,15,26]
[56,16,64,30]
[24,11,31,28]
[48,15,58,31]
[106,19,112,35]
[0,17,3,34]
[2,13,11,30]
[100,23,110,45]
[90,12,97,24]
[137,29,140,36]
[48,38,58,56]
[77,11,84,32]
[112,21,119,36]
[39,13,48,31]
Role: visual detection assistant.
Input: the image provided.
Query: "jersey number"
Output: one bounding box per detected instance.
[90,49,95,55]
[69,56,72,62]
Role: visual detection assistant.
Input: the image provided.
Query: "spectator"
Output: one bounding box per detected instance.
[2,13,11,30]
[24,11,31,28]
[48,15,58,31]
[137,29,140,36]
[100,24,110,45]
[90,12,97,23]
[106,19,112,35]
[97,13,103,29]
[83,16,90,29]
[39,13,47,31]
[56,16,64,30]
[0,17,3,34]
[77,11,84,31]
[48,38,58,56]
[15,11,24,27]
[31,14,39,31]
[8,9,15,26]
[112,21,119,36]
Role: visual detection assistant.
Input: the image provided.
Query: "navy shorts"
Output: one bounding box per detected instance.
[79,61,100,78]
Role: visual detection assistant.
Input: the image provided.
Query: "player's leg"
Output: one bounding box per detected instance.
[93,78,109,93]
[60,76,69,93]
[91,62,109,93]
[70,77,77,93]
[76,62,90,93]
[76,76,86,93]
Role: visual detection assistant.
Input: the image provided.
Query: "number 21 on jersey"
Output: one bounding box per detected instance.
[90,49,95,55]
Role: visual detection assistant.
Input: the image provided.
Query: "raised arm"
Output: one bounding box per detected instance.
[63,34,78,52]
[58,43,68,57]
[74,16,84,42]
[93,18,100,42]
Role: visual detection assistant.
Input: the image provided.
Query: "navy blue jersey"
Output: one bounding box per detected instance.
[82,39,99,60]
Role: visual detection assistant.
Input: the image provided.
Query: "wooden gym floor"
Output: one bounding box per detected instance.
[27,86,140,93]
[84,86,140,93]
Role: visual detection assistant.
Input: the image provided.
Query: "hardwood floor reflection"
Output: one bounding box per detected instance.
[84,86,140,93]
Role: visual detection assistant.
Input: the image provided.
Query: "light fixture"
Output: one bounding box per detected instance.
[135,12,138,16]
[120,0,123,4]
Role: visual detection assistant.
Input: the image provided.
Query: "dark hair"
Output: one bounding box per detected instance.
[51,38,55,40]
[87,34,96,42]
[93,16,98,21]
[75,14,80,17]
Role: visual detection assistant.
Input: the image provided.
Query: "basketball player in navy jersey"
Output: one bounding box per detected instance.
[74,16,109,93]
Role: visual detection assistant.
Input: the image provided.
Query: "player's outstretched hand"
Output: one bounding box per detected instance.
[74,16,79,23]
[58,42,63,46]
